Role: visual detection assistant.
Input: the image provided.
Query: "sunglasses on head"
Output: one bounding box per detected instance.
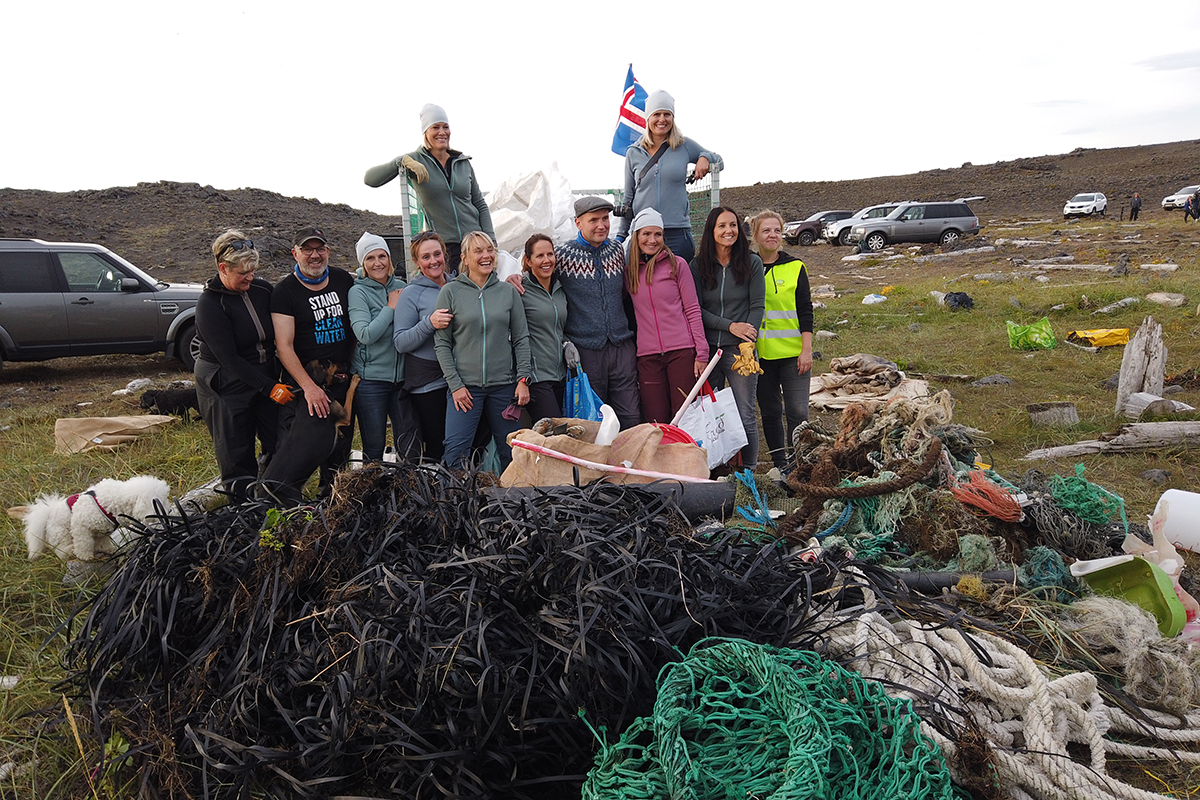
[217,239,255,261]
[413,231,440,243]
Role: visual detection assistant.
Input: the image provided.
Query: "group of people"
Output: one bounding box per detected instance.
[193,93,815,505]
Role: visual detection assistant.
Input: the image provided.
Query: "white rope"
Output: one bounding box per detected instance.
[821,611,1186,800]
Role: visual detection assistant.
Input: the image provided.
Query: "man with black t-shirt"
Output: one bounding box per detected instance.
[258,226,356,504]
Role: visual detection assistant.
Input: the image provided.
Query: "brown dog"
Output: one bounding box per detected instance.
[304,359,361,427]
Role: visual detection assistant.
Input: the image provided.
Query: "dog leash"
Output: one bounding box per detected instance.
[65,490,120,530]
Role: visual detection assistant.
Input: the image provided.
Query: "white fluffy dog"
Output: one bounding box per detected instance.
[12,475,171,562]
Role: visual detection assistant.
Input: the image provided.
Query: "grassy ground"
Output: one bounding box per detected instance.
[0,213,1197,796]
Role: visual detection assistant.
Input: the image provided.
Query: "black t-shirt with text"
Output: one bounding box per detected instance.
[271,269,356,365]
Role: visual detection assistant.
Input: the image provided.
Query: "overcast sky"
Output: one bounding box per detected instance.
[5,1,1200,217]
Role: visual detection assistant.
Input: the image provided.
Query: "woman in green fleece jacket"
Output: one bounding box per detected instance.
[434,231,532,470]
[363,104,494,271]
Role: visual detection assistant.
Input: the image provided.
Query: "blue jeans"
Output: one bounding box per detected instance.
[442,384,521,471]
[707,347,759,467]
[355,379,419,462]
[756,356,811,470]
[664,227,695,263]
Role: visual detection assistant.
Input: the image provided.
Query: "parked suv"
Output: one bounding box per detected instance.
[847,202,981,252]
[0,239,204,371]
[1062,192,1107,219]
[1162,184,1200,210]
[783,210,854,246]
[824,203,906,246]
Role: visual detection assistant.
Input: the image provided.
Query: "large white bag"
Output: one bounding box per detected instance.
[675,383,748,469]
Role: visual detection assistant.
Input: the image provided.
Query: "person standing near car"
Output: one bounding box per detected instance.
[1130,192,1142,221]
[613,90,721,263]
[258,226,356,505]
[363,104,494,271]
[194,229,285,502]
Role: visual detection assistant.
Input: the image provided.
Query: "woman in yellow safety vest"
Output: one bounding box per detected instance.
[752,210,813,476]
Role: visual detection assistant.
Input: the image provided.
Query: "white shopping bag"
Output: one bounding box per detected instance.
[675,382,748,469]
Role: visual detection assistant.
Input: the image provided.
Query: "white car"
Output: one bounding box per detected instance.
[1063,192,1107,219]
[824,203,907,246]
[1162,184,1200,210]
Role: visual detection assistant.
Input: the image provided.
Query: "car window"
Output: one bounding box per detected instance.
[1070,194,1093,202]
[953,204,973,217]
[898,206,925,221]
[59,252,126,293]
[0,252,58,292]
[866,207,894,219]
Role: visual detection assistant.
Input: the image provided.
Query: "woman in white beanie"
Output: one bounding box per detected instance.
[348,232,419,462]
[614,90,722,263]
[364,104,494,271]
[624,207,709,423]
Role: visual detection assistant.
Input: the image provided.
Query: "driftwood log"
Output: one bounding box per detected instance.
[1026,402,1079,428]
[1023,421,1200,460]
[1115,316,1165,415]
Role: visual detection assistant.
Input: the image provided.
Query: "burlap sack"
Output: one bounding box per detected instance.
[54,415,177,454]
[501,419,709,488]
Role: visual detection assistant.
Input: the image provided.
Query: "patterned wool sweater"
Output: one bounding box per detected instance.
[553,234,634,350]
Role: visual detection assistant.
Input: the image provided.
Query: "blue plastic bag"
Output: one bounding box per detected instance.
[564,368,603,422]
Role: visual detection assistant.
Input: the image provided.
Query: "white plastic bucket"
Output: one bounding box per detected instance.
[1154,489,1200,553]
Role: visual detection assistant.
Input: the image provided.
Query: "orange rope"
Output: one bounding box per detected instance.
[950,470,1023,522]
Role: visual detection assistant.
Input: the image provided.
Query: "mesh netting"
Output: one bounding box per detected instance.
[582,638,955,800]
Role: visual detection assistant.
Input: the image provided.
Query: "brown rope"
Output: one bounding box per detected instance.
[778,437,944,543]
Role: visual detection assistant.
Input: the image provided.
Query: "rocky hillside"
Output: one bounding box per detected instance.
[721,139,1200,222]
[2,140,1198,282]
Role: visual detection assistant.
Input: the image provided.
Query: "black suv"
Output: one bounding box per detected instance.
[0,239,204,371]
[847,202,981,251]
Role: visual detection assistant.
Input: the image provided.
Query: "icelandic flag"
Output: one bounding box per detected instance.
[611,65,646,156]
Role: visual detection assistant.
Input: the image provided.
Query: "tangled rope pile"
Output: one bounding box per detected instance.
[61,465,857,800]
[823,609,1200,800]
[582,638,954,800]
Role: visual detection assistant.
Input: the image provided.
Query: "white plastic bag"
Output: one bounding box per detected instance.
[676,383,748,469]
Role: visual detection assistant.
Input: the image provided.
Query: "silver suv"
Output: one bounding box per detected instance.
[847,202,981,252]
[0,239,204,371]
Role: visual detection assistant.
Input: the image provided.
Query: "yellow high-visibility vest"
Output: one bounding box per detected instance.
[757,258,807,360]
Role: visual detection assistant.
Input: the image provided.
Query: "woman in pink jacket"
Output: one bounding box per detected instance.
[625,208,709,423]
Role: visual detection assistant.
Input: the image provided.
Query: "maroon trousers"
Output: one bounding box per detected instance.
[637,348,698,424]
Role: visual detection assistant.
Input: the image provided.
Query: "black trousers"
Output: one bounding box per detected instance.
[259,377,352,506]
[195,358,278,501]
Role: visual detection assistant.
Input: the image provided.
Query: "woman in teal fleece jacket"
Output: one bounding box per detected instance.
[519,233,568,421]
[690,206,766,467]
[348,232,419,462]
[434,232,532,470]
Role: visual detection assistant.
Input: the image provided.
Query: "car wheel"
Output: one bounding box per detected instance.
[1099,208,1106,217]
[177,323,199,372]
[798,230,815,247]
[939,230,961,247]
[837,229,852,247]
[865,232,887,252]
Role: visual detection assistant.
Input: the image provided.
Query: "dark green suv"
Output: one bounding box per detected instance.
[0,239,204,371]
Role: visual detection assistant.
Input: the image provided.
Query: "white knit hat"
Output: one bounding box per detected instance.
[420,103,449,133]
[644,90,675,116]
[631,208,664,234]
[355,232,390,266]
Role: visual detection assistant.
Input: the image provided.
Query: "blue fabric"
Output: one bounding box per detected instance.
[442,384,520,471]
[612,65,647,156]
[564,369,603,422]
[663,227,695,263]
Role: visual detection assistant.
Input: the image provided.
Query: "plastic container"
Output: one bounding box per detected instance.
[1154,489,1200,553]
[1078,556,1186,637]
